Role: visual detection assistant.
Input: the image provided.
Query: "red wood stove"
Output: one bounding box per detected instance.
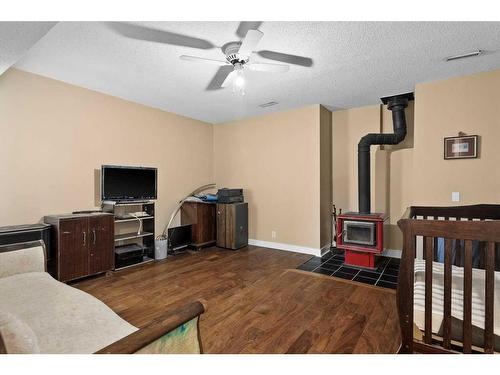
[336,212,388,269]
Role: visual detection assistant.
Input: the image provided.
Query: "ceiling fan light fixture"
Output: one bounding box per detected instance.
[232,64,246,96]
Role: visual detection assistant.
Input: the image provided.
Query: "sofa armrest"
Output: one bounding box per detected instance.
[95,300,206,354]
[0,240,47,279]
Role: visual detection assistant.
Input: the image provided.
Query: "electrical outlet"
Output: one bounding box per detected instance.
[271,230,277,240]
[452,192,460,202]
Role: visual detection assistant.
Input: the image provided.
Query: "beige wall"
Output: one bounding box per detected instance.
[0,69,329,253]
[0,69,214,231]
[214,105,326,250]
[319,106,333,248]
[412,69,500,206]
[2,66,499,254]
[332,68,500,250]
[332,105,380,214]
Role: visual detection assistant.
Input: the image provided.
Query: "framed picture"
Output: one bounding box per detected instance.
[444,135,478,159]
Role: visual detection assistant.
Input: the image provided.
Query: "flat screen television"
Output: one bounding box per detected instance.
[101,165,157,202]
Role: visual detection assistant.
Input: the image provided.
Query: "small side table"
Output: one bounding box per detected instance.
[180,201,216,250]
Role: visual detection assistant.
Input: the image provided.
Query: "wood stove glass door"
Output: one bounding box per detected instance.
[342,220,376,246]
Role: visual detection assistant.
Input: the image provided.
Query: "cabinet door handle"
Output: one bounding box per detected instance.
[92,229,96,245]
[82,231,86,246]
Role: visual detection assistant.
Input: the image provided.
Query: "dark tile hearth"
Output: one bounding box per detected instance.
[296,249,400,290]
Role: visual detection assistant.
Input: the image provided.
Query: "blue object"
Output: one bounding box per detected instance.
[203,194,218,202]
[437,237,445,263]
[436,237,481,268]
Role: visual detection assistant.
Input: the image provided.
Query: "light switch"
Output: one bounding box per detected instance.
[452,192,460,202]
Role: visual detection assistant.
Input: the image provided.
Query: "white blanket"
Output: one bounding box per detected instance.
[0,272,137,353]
[414,260,500,336]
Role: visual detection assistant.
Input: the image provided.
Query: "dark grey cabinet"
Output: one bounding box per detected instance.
[216,203,248,249]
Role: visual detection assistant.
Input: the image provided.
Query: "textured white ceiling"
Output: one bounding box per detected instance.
[12,21,500,123]
[0,22,56,76]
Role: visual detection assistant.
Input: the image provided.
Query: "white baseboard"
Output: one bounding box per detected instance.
[321,244,332,256]
[248,239,322,257]
[382,248,402,258]
[248,238,400,259]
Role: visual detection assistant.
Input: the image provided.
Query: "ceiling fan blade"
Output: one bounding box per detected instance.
[238,29,264,57]
[247,62,290,73]
[257,50,313,67]
[108,22,215,50]
[235,21,263,38]
[180,55,229,66]
[221,70,237,88]
[206,65,234,91]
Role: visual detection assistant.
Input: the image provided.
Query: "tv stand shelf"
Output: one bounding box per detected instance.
[115,216,154,223]
[102,201,155,270]
[103,200,151,207]
[114,256,154,271]
[114,231,154,242]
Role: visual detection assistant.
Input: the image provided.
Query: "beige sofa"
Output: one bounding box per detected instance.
[0,240,205,354]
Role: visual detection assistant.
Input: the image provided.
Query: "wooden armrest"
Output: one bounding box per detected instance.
[95,300,206,354]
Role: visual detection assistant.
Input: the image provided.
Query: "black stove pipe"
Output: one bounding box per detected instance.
[358,92,414,214]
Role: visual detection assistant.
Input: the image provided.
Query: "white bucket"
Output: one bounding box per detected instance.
[154,238,168,260]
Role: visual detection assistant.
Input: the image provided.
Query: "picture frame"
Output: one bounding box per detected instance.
[443,135,478,160]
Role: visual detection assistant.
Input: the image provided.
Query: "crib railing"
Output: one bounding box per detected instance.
[397,204,500,354]
[409,204,500,221]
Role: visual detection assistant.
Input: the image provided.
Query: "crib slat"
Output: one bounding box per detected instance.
[424,236,433,344]
[455,239,463,268]
[478,242,485,270]
[484,242,495,354]
[397,220,416,353]
[443,238,452,349]
[463,240,473,353]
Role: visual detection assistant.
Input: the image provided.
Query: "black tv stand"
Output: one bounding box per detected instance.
[102,201,155,270]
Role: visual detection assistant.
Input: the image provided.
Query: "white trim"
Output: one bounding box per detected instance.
[248,239,400,259]
[320,244,332,256]
[248,239,322,257]
[382,248,402,258]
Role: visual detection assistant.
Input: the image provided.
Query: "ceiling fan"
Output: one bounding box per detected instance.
[180,29,291,95]
[109,22,314,94]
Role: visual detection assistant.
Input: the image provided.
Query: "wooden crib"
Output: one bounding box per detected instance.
[397,204,500,354]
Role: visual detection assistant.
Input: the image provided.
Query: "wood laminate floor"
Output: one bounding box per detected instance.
[74,245,401,353]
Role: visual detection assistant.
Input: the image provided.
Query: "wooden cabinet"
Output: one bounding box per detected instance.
[180,202,216,250]
[45,213,114,282]
[216,203,248,250]
[58,218,88,281]
[88,215,115,275]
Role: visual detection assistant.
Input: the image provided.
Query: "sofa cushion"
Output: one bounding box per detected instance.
[0,244,45,279]
[0,272,137,353]
[0,310,40,354]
